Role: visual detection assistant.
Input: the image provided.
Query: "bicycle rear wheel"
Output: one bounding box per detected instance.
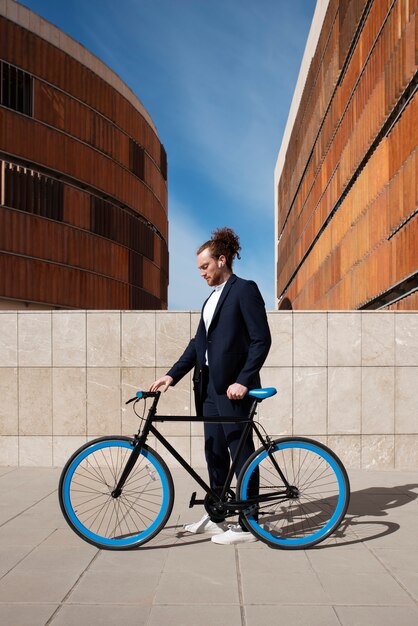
[59,436,174,550]
[237,437,350,549]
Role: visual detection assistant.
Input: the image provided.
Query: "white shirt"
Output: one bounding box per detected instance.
[203,280,227,364]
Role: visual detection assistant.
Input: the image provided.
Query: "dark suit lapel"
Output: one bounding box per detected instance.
[208,274,237,332]
[201,292,214,314]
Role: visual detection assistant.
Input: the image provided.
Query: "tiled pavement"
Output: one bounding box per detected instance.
[0,466,417,626]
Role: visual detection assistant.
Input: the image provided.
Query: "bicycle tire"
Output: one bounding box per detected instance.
[237,437,350,549]
[59,436,174,550]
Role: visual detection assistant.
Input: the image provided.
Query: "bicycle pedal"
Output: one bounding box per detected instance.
[189,492,205,508]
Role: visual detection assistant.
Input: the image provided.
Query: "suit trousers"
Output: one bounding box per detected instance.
[202,367,258,526]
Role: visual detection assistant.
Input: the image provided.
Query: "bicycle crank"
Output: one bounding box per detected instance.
[204,491,235,522]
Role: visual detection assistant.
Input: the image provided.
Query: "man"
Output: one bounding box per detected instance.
[149,227,271,544]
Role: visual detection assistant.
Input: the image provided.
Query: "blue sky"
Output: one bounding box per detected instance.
[21,0,316,309]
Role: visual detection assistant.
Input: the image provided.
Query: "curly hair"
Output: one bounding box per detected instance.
[197,227,241,269]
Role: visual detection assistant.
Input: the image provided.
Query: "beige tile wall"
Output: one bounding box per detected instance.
[0,311,417,469]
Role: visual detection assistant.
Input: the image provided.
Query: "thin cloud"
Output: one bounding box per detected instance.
[96,0,313,215]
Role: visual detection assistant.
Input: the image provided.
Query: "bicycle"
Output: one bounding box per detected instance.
[59,387,350,550]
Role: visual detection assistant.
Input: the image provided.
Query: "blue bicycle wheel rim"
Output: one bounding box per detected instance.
[62,440,170,547]
[241,441,346,547]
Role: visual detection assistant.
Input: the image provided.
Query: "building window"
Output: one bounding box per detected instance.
[129,217,154,260]
[359,271,418,310]
[130,286,161,310]
[1,61,33,116]
[129,250,143,287]
[90,196,115,239]
[160,144,167,181]
[129,139,145,180]
[3,163,63,220]
[90,195,155,261]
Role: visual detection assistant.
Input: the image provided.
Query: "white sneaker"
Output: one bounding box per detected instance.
[211,524,257,545]
[184,513,226,535]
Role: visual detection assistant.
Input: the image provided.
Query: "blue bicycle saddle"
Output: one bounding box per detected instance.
[247,387,277,400]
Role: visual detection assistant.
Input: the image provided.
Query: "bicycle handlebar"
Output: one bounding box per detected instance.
[125,390,161,404]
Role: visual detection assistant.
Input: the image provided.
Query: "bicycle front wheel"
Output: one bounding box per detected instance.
[59,436,174,550]
[237,437,350,549]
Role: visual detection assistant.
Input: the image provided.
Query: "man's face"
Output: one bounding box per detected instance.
[197,248,224,287]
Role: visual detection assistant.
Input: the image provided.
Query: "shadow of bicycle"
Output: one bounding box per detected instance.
[138,483,418,550]
[316,483,418,549]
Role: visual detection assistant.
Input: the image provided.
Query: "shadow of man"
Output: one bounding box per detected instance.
[347,483,418,517]
[325,483,418,548]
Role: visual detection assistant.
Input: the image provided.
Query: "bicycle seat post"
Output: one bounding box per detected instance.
[248,398,259,420]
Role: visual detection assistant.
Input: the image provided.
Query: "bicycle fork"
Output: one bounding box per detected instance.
[111,437,144,498]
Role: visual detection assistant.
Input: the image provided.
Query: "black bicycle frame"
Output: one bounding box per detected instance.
[113,394,292,511]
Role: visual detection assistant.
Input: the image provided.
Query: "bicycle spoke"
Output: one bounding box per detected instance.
[239,439,348,546]
[62,439,172,547]
[76,462,111,487]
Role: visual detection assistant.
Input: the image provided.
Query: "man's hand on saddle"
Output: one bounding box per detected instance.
[149,375,174,393]
[226,382,248,401]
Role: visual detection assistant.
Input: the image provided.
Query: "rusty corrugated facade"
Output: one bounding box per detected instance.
[276,0,417,310]
[0,5,168,309]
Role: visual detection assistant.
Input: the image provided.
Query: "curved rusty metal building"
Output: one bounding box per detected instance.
[0,0,168,309]
[275,0,417,310]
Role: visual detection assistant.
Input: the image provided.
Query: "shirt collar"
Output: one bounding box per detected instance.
[214,279,228,292]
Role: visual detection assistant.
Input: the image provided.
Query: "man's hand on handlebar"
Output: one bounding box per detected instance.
[149,375,174,393]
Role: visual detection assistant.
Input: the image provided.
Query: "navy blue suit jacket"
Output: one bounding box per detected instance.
[167,275,271,395]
